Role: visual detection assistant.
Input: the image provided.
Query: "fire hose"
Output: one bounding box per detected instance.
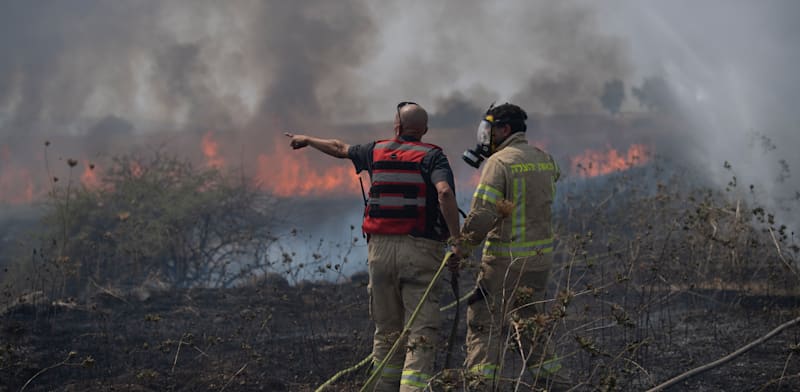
[443,267,460,369]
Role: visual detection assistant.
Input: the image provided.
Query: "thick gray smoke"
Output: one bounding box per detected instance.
[0,1,375,136]
[354,1,633,122]
[1,0,798,232]
[0,0,377,215]
[610,2,800,224]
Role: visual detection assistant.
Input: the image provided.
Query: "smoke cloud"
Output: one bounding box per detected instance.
[611,2,800,222]
[1,0,798,229]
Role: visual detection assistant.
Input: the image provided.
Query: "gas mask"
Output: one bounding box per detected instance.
[462,114,496,169]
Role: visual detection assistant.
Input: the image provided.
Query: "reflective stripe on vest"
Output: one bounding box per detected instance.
[372,172,424,183]
[369,196,426,207]
[362,139,441,237]
[484,238,554,257]
[372,360,402,379]
[400,370,431,388]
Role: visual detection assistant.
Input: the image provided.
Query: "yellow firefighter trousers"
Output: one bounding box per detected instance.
[464,255,558,391]
[366,234,444,392]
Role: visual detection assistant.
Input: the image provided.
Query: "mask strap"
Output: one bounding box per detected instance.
[485,115,497,154]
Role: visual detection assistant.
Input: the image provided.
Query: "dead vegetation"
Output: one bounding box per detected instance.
[1,147,799,391]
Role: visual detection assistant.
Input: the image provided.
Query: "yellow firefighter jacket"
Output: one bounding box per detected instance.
[462,132,560,269]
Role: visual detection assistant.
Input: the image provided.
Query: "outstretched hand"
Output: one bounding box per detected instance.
[285,132,309,150]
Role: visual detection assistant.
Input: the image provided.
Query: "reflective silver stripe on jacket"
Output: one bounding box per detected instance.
[372,359,402,379]
[372,172,424,183]
[400,370,431,388]
[474,183,502,204]
[370,196,426,207]
[512,178,526,240]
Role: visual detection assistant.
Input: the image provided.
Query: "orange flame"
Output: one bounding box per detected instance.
[130,161,143,178]
[81,161,100,189]
[255,153,359,198]
[255,136,360,197]
[571,144,650,177]
[201,131,225,169]
[0,167,35,204]
[3,137,654,205]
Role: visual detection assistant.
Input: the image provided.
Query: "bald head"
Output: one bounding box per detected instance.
[396,103,428,138]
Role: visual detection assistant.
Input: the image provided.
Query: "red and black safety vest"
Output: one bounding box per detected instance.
[362,138,444,240]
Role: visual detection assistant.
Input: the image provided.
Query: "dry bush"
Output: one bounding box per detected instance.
[429,157,800,391]
[3,145,799,391]
[2,148,285,301]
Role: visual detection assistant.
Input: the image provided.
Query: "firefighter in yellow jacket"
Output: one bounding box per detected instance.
[286,102,460,392]
[452,103,565,390]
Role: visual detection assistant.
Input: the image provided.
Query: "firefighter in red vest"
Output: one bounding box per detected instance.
[286,102,460,392]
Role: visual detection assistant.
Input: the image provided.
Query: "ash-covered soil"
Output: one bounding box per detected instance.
[0,276,372,392]
[1,273,799,391]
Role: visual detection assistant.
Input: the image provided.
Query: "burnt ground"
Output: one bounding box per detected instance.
[1,270,800,392]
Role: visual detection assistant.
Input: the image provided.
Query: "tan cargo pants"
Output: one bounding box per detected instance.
[464,254,560,391]
[366,234,445,392]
